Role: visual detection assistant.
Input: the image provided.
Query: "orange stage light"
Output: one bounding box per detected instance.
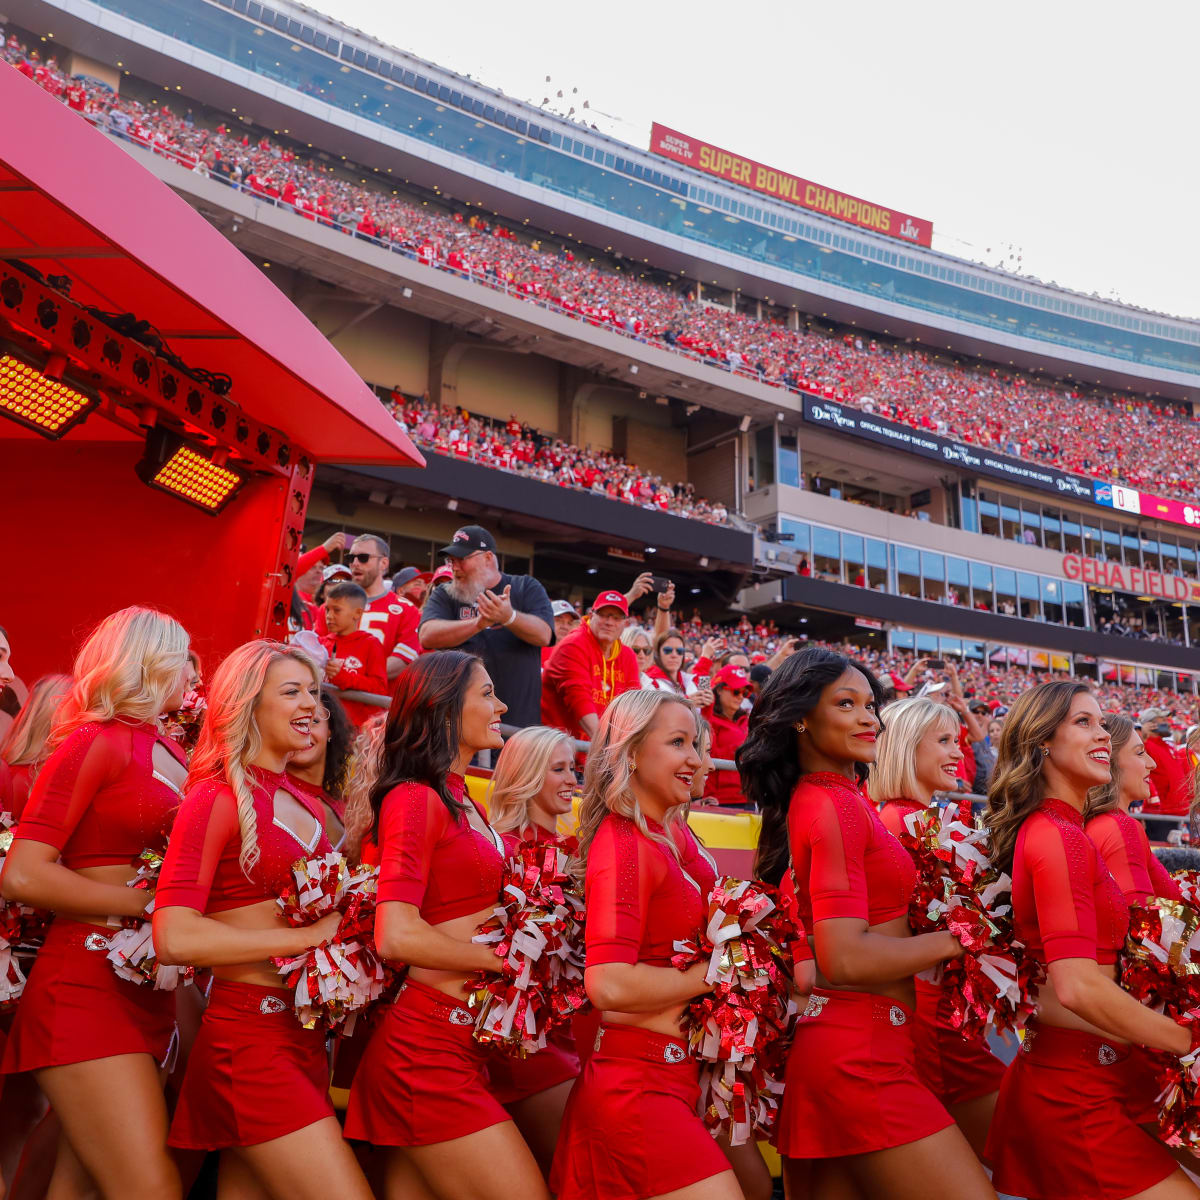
[136,429,245,514]
[0,353,97,438]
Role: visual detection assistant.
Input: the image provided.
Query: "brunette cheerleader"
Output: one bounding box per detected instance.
[484,724,582,1174]
[153,641,371,1200]
[0,608,191,1199]
[985,682,1197,1200]
[740,647,994,1200]
[870,696,1006,1159]
[551,688,738,1200]
[286,687,355,848]
[1086,713,1183,904]
[343,651,549,1200]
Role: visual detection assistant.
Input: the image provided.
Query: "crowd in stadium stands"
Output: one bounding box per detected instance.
[385,394,729,522]
[10,39,1200,513]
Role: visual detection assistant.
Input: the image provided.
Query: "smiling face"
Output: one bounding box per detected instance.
[1114,729,1153,806]
[799,667,881,773]
[629,701,701,818]
[288,703,330,774]
[912,718,964,797]
[531,743,576,825]
[458,664,507,758]
[256,657,320,757]
[1043,691,1111,792]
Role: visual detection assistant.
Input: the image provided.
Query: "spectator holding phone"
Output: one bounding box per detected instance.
[623,572,674,638]
[702,665,751,807]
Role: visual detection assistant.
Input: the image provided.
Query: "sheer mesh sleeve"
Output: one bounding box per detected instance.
[585,817,658,966]
[1146,840,1183,902]
[1024,818,1097,962]
[791,784,869,923]
[375,783,449,907]
[156,781,239,912]
[1086,814,1134,899]
[16,723,127,851]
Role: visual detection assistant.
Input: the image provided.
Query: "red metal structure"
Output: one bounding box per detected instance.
[0,67,423,681]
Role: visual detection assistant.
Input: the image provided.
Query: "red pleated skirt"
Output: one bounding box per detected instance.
[776,989,954,1158]
[550,1022,729,1200]
[1,918,176,1074]
[169,979,333,1150]
[344,978,509,1147]
[912,978,1006,1107]
[986,1022,1176,1200]
[486,1025,580,1106]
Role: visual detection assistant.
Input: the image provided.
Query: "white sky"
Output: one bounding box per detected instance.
[318,0,1200,319]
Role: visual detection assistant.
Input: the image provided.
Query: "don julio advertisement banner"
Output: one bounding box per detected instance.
[801,396,1096,503]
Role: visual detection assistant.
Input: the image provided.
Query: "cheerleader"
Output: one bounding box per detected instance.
[485,725,580,1175]
[343,651,550,1200]
[985,682,1197,1200]
[740,647,994,1200]
[0,608,191,1199]
[1086,712,1183,904]
[153,641,371,1200]
[552,688,737,1200]
[870,695,1006,1159]
[286,687,355,848]
[0,674,71,819]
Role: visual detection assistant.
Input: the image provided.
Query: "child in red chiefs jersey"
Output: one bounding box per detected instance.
[320,584,388,727]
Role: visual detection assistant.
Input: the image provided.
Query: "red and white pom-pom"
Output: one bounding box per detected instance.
[1174,870,1200,908]
[273,854,395,1031]
[0,863,28,1009]
[106,898,192,990]
[899,800,1038,1040]
[1121,897,1200,1021]
[672,876,804,1145]
[160,689,207,758]
[105,847,193,990]
[466,836,587,1056]
[1153,1007,1200,1153]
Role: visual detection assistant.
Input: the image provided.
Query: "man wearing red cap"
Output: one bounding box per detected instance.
[542,591,640,740]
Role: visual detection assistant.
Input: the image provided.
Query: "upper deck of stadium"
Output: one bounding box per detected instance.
[11,0,1200,399]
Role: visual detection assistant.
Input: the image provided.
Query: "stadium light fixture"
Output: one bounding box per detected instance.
[0,351,98,439]
[135,427,245,515]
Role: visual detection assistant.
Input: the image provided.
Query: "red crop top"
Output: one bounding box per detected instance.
[787,772,916,928]
[1012,798,1129,966]
[375,775,504,924]
[16,722,186,869]
[877,796,925,841]
[156,768,332,914]
[1086,809,1183,905]
[585,813,704,968]
[675,821,718,899]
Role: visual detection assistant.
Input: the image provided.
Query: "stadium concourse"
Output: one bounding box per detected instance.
[7,37,1200,512]
[10,11,1200,1200]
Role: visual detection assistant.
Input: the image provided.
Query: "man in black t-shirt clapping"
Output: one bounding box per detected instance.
[419,525,553,728]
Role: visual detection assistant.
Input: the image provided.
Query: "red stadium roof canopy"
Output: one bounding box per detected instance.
[0,66,423,466]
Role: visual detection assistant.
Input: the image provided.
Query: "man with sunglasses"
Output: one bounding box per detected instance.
[419,525,554,728]
[341,533,417,683]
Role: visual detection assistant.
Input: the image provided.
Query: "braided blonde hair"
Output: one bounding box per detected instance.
[187,641,319,876]
[574,689,695,880]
